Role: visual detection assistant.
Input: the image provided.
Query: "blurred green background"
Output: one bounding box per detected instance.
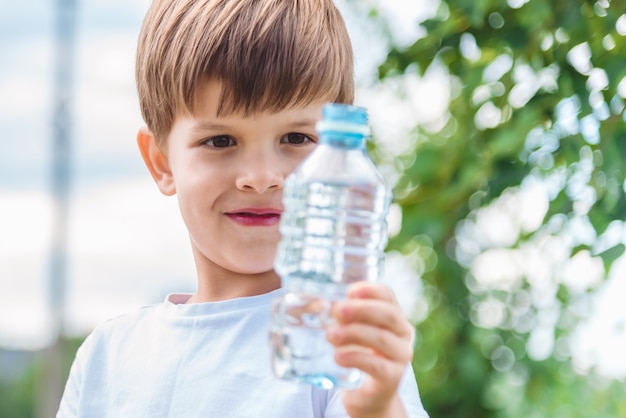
[366,0,626,416]
[2,0,626,417]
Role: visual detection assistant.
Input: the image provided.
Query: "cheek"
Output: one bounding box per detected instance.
[285,148,315,174]
[174,168,223,224]
[175,159,225,195]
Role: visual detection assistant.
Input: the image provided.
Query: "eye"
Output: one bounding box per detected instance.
[203,135,235,148]
[282,133,315,145]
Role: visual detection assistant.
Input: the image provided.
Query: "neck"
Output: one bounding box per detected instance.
[187,249,282,303]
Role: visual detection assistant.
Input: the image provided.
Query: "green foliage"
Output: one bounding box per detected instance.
[0,361,36,418]
[363,0,626,416]
[0,338,83,418]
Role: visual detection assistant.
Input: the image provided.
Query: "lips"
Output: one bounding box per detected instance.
[225,208,282,227]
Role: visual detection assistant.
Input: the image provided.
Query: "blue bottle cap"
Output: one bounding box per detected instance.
[316,103,371,138]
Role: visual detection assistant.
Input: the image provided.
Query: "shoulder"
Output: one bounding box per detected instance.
[98,303,161,331]
[78,303,163,354]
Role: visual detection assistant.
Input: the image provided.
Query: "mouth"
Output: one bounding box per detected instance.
[225,208,282,226]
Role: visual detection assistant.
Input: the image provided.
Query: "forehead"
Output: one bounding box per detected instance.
[190,76,337,120]
[180,79,328,128]
[190,78,224,118]
[191,79,324,122]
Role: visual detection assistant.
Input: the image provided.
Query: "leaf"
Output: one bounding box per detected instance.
[597,243,626,271]
[366,0,626,416]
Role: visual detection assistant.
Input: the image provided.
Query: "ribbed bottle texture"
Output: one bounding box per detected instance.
[270,104,391,389]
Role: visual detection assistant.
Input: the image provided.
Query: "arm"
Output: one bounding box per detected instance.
[326,282,417,418]
[56,340,87,418]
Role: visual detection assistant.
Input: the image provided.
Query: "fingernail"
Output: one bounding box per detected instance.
[349,285,368,299]
[332,302,347,320]
[328,327,343,343]
[340,305,351,319]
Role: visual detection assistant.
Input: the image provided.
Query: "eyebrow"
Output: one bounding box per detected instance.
[191,118,319,133]
[285,119,319,129]
[191,121,231,132]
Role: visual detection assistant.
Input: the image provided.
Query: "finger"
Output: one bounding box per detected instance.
[347,282,397,303]
[333,347,407,387]
[332,299,414,341]
[327,323,414,363]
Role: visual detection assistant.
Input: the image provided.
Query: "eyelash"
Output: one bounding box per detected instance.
[281,133,316,146]
[202,135,235,148]
[202,133,316,148]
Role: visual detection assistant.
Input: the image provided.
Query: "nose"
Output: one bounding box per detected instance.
[235,151,285,193]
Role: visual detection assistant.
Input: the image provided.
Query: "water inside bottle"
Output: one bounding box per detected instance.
[271,180,389,389]
[275,180,389,287]
[269,283,364,389]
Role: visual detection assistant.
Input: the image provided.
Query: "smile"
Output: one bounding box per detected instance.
[225,209,282,227]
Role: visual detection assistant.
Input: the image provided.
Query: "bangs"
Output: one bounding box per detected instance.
[184,0,353,116]
[137,0,354,143]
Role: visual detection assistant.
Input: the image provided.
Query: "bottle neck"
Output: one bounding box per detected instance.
[316,117,370,150]
[319,131,366,149]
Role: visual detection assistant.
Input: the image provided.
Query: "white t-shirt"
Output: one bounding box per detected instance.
[57,289,429,417]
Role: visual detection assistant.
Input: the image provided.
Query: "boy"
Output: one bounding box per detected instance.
[57,0,429,417]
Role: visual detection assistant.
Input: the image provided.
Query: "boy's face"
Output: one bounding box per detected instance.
[149,79,324,283]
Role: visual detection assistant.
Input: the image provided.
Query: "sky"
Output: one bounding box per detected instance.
[0,0,625,380]
[1,0,175,346]
[0,0,437,347]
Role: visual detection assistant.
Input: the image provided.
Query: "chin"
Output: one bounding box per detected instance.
[240,251,277,271]
[227,255,276,275]
[238,264,276,276]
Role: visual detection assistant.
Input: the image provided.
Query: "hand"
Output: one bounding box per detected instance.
[326,282,415,418]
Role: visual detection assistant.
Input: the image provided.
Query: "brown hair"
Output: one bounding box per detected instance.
[136,0,355,146]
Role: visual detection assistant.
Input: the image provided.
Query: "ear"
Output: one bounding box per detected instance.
[137,126,176,196]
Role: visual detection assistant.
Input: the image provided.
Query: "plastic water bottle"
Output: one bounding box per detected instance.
[270,103,391,390]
